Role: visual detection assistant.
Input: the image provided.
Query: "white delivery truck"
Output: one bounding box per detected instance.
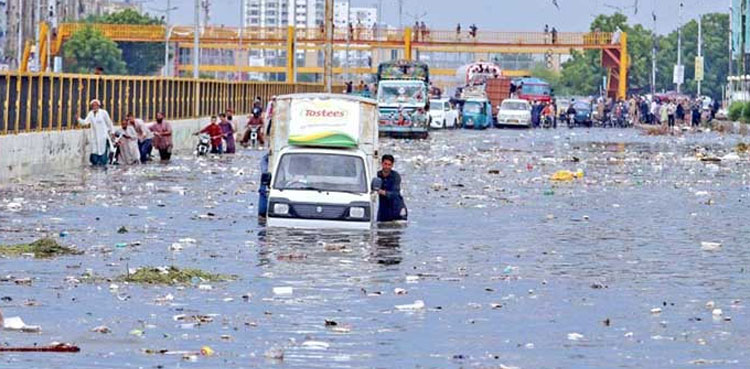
[261,93,380,229]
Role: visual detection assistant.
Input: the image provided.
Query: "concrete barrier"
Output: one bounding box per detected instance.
[0,115,248,181]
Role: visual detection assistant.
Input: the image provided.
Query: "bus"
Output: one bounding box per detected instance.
[514,77,552,103]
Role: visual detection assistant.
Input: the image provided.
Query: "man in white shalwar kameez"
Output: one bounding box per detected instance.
[78,99,114,166]
[114,119,140,165]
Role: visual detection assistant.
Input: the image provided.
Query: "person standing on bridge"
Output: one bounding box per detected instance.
[150,112,173,161]
[77,99,115,167]
[551,27,558,44]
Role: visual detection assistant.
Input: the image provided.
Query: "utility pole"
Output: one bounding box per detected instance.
[697,14,702,96]
[345,0,351,81]
[194,0,200,79]
[324,0,333,92]
[164,0,172,77]
[398,0,403,28]
[16,1,23,69]
[676,0,683,93]
[239,0,245,81]
[729,0,733,78]
[743,0,748,76]
[651,9,656,95]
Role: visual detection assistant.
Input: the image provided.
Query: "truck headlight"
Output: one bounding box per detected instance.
[273,203,289,215]
[349,207,366,218]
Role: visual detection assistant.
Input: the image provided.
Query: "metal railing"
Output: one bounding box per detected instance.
[0,72,327,135]
[53,23,614,49]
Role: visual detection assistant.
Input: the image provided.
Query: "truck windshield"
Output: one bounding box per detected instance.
[463,101,484,114]
[274,153,367,194]
[521,84,550,96]
[378,83,426,105]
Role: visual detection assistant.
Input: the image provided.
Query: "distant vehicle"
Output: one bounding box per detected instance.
[376,60,430,139]
[462,97,493,129]
[514,77,552,103]
[571,101,593,127]
[428,98,459,129]
[456,62,511,118]
[496,99,532,128]
[556,99,571,117]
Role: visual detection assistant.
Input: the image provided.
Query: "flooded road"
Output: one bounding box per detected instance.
[2,128,750,368]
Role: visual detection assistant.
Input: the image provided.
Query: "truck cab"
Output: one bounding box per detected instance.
[262,94,379,230]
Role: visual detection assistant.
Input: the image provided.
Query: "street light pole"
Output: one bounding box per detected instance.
[194,0,200,79]
[676,0,683,93]
[698,14,702,96]
[164,0,171,77]
[729,0,733,79]
[324,0,333,92]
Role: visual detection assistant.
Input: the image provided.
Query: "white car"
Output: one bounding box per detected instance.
[429,99,459,129]
[496,99,532,128]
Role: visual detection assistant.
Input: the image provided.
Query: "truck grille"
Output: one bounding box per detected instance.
[292,204,348,219]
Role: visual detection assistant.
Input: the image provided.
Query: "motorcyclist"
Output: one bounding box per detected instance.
[241,107,265,146]
[542,103,555,127]
[566,100,577,117]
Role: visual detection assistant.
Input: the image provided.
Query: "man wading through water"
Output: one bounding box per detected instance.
[377,155,408,222]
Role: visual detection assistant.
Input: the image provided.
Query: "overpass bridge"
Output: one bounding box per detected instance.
[35,23,627,98]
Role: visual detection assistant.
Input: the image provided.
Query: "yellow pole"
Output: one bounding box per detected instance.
[286,26,295,83]
[404,27,412,61]
[3,71,10,134]
[39,22,49,72]
[20,41,32,73]
[57,75,63,131]
[618,32,628,100]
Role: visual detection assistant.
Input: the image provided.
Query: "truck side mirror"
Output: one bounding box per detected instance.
[371,177,382,191]
[261,172,272,186]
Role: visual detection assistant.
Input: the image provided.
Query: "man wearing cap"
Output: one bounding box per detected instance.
[78,99,115,167]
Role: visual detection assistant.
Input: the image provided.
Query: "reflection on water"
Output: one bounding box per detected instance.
[2,129,750,369]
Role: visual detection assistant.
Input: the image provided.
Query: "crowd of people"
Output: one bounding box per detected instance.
[77,96,277,167]
[522,94,720,129]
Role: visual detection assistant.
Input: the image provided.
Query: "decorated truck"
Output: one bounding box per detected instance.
[456,61,512,118]
[261,93,380,229]
[376,60,430,139]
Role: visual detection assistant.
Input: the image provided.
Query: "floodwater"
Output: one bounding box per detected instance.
[2,127,750,369]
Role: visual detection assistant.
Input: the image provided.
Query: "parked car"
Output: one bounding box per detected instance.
[495,99,532,128]
[429,98,459,129]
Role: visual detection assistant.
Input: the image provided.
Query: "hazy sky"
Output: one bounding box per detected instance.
[156,0,727,34]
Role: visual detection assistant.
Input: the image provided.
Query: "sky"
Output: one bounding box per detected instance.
[155,0,727,35]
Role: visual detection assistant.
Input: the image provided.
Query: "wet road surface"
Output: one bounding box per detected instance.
[1,127,750,368]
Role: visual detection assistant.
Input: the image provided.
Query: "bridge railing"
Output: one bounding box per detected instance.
[412,30,613,46]
[54,23,614,48]
[0,72,327,135]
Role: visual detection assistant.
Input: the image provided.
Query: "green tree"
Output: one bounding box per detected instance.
[530,62,565,95]
[63,26,127,74]
[87,9,165,76]
[655,13,728,99]
[560,13,654,96]
[558,12,728,100]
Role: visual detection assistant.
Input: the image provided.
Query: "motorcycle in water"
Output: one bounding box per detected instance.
[196,133,210,156]
[247,125,261,149]
[542,115,554,129]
